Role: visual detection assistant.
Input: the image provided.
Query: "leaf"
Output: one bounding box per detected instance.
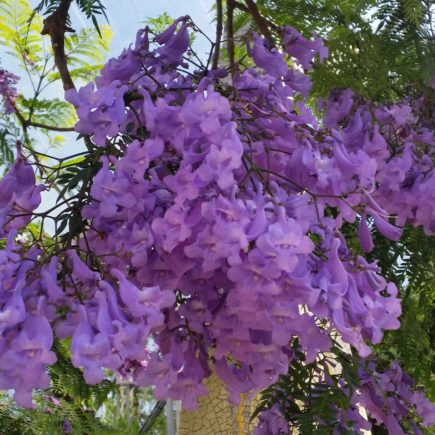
[0,129,15,168]
[0,0,45,69]
[59,25,112,81]
[16,96,77,130]
[401,0,424,27]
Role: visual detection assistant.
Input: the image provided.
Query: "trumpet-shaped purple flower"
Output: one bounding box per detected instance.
[112,269,175,325]
[0,298,56,407]
[282,26,328,69]
[250,33,288,78]
[0,62,19,113]
[0,152,43,235]
[65,81,128,146]
[254,404,289,435]
[71,306,121,384]
[156,16,190,65]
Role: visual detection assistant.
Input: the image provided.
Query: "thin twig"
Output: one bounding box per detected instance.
[227,0,235,71]
[13,105,75,131]
[243,0,276,47]
[233,1,249,13]
[139,401,166,433]
[26,120,75,132]
[212,0,223,70]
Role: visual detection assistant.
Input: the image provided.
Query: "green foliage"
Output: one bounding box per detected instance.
[252,341,361,434]
[0,338,118,435]
[146,12,175,34]
[58,25,112,82]
[17,96,77,128]
[401,0,425,27]
[0,0,112,85]
[31,0,108,36]
[0,0,46,70]
[0,0,112,161]
[253,0,434,102]
[0,395,109,435]
[0,116,20,169]
[0,129,14,167]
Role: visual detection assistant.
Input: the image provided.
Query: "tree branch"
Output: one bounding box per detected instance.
[40,0,95,151]
[233,1,249,13]
[139,400,166,433]
[227,0,235,71]
[243,0,276,47]
[27,120,75,132]
[12,103,75,132]
[212,0,223,70]
[41,0,75,91]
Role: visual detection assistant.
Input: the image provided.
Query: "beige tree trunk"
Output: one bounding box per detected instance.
[178,373,258,435]
[178,340,372,435]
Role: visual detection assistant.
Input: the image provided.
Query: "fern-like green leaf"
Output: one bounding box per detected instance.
[401,0,424,27]
[0,0,46,69]
[16,96,77,129]
[59,25,112,81]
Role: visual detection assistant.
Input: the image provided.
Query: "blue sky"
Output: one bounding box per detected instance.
[69,0,216,60]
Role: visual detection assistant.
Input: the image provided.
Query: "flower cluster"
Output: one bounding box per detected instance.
[0,17,434,432]
[0,60,19,113]
[0,145,44,237]
[357,362,435,433]
[320,89,435,236]
[0,234,56,407]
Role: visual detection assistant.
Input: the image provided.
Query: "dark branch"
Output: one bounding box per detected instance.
[41,0,75,91]
[40,0,95,151]
[139,400,166,433]
[227,0,235,71]
[243,0,276,47]
[233,1,249,13]
[212,0,223,70]
[27,120,75,132]
[12,103,75,132]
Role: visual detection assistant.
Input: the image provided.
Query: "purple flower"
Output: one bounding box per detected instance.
[90,157,137,217]
[116,138,164,183]
[254,404,289,435]
[155,17,190,65]
[65,81,128,146]
[322,89,354,128]
[135,353,178,399]
[167,374,208,411]
[0,62,19,113]
[151,205,193,252]
[255,215,313,273]
[40,257,64,303]
[282,26,328,69]
[249,33,288,77]
[0,297,56,408]
[112,269,175,325]
[71,306,121,384]
[227,249,282,299]
[0,279,25,334]
[412,392,435,427]
[368,209,403,241]
[0,152,44,235]
[97,46,142,86]
[62,419,72,434]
